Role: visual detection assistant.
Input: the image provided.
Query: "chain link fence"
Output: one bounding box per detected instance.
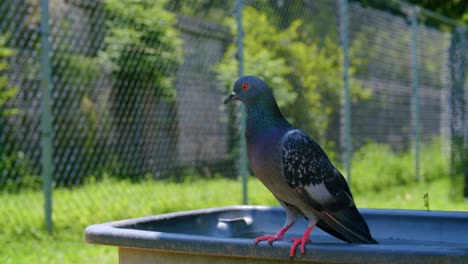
[0,0,466,237]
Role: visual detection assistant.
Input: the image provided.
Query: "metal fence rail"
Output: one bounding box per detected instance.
[0,0,466,234]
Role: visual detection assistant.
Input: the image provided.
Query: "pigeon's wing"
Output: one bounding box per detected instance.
[281,130,378,244]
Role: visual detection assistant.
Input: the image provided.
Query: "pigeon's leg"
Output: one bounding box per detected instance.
[290,222,316,258]
[254,201,299,246]
[254,222,294,245]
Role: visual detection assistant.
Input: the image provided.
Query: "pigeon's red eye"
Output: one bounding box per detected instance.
[242,83,249,90]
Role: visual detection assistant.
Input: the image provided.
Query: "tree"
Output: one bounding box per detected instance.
[407,0,468,23]
[357,0,468,24]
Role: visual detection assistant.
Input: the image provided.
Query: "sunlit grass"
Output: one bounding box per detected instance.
[355,177,468,211]
[1,176,466,264]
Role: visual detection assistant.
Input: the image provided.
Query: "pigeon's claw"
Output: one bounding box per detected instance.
[290,237,311,256]
[254,234,283,246]
[254,223,294,246]
[289,226,314,258]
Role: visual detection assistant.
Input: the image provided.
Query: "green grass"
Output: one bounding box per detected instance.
[355,177,468,211]
[1,177,466,264]
[350,139,451,194]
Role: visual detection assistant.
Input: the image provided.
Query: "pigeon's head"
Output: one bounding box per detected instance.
[224,76,274,106]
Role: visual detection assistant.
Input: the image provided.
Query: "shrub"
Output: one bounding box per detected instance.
[351,139,449,194]
[0,151,40,192]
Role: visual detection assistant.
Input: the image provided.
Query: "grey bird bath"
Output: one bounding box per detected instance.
[85,206,468,263]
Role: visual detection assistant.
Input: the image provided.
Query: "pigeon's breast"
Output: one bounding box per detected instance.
[247,133,281,173]
[246,128,291,196]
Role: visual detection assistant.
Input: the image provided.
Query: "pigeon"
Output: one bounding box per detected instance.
[224,76,378,258]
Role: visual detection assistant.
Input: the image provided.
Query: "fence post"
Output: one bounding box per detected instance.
[460,26,468,199]
[236,0,248,204]
[39,0,53,234]
[339,0,352,186]
[449,26,467,199]
[410,7,421,182]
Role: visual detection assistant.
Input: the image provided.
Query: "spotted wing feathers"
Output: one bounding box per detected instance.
[281,130,378,244]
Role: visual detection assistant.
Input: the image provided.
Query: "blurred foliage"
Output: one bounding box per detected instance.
[0,151,39,192]
[47,0,184,185]
[349,8,452,88]
[357,0,467,25]
[98,0,183,180]
[287,35,371,144]
[167,0,233,23]
[0,34,19,118]
[216,6,371,145]
[216,6,298,108]
[99,0,183,100]
[0,0,463,206]
[407,0,468,24]
[49,13,108,186]
[0,34,35,192]
[351,139,449,194]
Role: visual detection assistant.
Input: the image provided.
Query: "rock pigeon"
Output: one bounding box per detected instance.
[224,76,378,258]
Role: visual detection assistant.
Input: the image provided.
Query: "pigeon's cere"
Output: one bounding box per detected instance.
[224,76,378,258]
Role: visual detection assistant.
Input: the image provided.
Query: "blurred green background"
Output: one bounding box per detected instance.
[0,0,467,263]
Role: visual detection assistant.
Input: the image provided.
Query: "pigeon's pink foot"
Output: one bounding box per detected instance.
[254,223,294,246]
[289,226,314,258]
[254,234,283,246]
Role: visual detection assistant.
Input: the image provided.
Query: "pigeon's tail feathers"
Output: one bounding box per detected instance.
[295,186,378,244]
[319,205,378,244]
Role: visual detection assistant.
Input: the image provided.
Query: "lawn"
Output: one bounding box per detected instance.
[1,176,466,264]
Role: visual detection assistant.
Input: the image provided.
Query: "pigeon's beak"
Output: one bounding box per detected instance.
[224,91,238,104]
